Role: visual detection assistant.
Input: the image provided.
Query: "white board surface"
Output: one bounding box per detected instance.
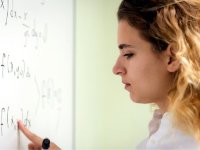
[0,0,73,149]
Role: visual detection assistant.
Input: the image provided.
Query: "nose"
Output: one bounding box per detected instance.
[112,57,126,75]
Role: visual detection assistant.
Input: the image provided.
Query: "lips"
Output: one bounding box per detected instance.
[122,81,131,90]
[125,83,131,89]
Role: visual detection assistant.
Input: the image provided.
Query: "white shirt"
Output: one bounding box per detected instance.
[136,109,200,150]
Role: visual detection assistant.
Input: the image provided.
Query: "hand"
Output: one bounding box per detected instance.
[18,120,61,150]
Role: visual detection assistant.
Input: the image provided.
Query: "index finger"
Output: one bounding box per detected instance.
[18,120,43,146]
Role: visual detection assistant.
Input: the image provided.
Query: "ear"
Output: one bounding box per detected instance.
[165,44,180,72]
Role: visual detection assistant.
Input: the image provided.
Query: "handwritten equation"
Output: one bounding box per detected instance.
[0,0,28,25]
[0,52,31,79]
[0,107,31,136]
[23,21,48,49]
[34,78,62,113]
[0,0,48,49]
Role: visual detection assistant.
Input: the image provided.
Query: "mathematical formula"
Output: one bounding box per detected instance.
[23,21,48,49]
[34,78,62,113]
[0,52,31,79]
[0,107,31,136]
[0,0,48,49]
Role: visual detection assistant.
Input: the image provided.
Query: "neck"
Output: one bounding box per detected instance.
[156,97,169,114]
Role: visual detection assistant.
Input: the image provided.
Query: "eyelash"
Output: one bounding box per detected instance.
[123,53,134,59]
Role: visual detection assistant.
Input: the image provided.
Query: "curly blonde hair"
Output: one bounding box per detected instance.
[118,0,200,141]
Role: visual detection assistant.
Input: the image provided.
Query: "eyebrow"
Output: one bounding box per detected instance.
[118,44,134,50]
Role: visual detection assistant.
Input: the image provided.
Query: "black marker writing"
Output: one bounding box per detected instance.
[0,0,48,49]
[0,0,5,9]
[0,107,31,136]
[0,52,31,79]
[1,108,5,136]
[6,107,9,128]
[5,0,9,25]
[1,53,6,78]
[2,0,28,25]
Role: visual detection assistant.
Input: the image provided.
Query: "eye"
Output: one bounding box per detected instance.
[123,53,134,59]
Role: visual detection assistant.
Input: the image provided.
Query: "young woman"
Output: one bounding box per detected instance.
[18,0,200,149]
[114,0,200,149]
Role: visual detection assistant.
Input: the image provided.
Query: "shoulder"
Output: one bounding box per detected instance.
[136,112,200,150]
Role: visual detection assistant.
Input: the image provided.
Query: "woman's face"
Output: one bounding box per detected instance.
[113,20,172,106]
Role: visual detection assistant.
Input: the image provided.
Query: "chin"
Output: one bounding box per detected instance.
[130,94,151,104]
[131,98,143,103]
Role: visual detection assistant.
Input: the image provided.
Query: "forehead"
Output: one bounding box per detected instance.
[117,20,145,46]
[117,20,162,56]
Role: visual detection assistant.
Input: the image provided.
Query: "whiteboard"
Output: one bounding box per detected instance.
[0,0,73,149]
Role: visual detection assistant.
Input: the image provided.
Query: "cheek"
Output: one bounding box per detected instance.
[129,60,155,84]
[128,58,168,101]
